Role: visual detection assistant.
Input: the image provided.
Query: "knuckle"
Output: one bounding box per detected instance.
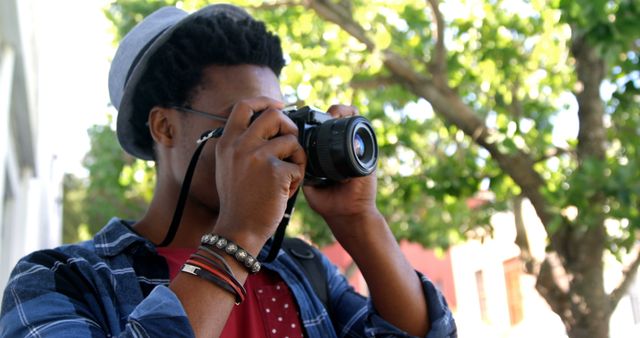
[285,134,300,146]
[265,157,281,176]
[261,108,280,119]
[232,100,249,112]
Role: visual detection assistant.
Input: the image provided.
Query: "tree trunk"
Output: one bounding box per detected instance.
[564,30,609,338]
[562,226,610,338]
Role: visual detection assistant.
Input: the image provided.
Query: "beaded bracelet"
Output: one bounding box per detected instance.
[201,234,261,274]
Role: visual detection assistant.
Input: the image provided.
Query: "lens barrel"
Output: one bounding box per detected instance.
[305,116,378,183]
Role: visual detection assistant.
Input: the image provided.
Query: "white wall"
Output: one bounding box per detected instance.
[450,199,640,337]
[0,0,62,301]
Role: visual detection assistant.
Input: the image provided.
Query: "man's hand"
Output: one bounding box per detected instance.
[302,105,381,240]
[304,105,430,336]
[214,97,306,255]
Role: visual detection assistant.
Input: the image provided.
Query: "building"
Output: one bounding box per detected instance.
[0,0,63,296]
[322,198,640,337]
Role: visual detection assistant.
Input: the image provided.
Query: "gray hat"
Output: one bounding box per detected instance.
[108,4,251,160]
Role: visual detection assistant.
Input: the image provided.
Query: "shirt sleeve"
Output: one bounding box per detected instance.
[0,250,194,338]
[322,254,457,338]
[125,286,194,337]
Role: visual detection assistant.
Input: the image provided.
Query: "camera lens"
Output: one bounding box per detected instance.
[306,116,378,183]
[351,124,376,169]
[353,134,365,158]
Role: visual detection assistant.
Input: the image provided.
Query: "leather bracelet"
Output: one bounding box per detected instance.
[186,259,247,303]
[201,234,261,274]
[198,245,233,274]
[192,252,232,276]
[188,254,244,294]
[181,263,243,304]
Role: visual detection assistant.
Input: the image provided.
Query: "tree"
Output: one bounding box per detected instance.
[253,1,639,337]
[96,1,640,337]
[62,118,154,243]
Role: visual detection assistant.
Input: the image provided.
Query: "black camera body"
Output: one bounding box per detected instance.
[282,106,378,185]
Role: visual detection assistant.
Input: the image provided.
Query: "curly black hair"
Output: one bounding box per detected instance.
[132,14,285,158]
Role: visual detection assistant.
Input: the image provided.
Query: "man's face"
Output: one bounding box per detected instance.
[170,64,283,215]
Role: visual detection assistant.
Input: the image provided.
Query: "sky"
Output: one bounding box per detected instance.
[34,0,115,177]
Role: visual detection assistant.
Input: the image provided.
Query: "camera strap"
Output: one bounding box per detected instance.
[264,188,299,262]
[158,127,299,264]
[158,128,224,247]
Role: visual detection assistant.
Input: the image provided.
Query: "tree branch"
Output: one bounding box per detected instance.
[426,0,447,87]
[513,195,538,274]
[609,247,640,313]
[304,0,374,51]
[350,76,396,90]
[509,82,523,121]
[250,0,301,10]
[305,0,553,230]
[535,255,571,324]
[535,146,573,163]
[572,34,606,161]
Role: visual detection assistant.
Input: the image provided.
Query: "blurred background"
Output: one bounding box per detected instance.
[1,0,639,337]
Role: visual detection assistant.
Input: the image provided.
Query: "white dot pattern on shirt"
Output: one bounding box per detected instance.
[255,281,303,338]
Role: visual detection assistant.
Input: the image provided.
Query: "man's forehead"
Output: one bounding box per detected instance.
[195,65,283,113]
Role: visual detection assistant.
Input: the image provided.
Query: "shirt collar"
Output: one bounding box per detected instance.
[92,217,284,260]
[93,217,157,257]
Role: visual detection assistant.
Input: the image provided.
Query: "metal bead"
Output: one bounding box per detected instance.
[251,262,261,273]
[225,243,238,254]
[235,249,247,262]
[216,238,227,249]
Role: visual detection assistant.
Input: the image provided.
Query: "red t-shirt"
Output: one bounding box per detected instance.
[157,247,304,338]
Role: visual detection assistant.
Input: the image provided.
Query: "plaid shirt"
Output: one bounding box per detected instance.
[1,218,456,337]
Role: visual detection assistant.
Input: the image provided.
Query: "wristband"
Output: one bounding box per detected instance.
[181,263,244,304]
[198,245,233,273]
[186,259,247,303]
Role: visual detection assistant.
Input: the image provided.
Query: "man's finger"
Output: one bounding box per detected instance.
[260,135,306,164]
[247,108,298,141]
[224,97,285,136]
[326,104,359,119]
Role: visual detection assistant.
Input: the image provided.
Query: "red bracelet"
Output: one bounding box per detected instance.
[186,258,247,303]
[180,263,243,304]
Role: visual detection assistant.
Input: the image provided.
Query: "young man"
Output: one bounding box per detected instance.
[0,4,456,337]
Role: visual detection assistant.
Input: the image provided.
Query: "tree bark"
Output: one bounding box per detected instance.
[556,32,609,338]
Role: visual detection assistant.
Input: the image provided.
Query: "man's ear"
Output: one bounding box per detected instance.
[148,107,177,148]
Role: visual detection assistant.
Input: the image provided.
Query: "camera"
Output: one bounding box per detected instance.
[279,106,378,185]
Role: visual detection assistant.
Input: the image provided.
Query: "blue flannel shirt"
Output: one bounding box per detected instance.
[1,218,456,337]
